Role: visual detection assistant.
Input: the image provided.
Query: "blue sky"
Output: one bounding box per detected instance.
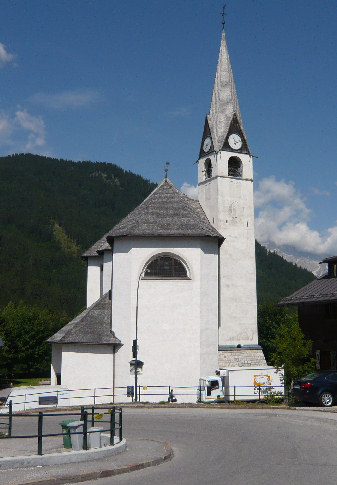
[1,0,336,258]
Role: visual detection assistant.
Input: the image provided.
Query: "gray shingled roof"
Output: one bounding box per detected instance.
[207,30,247,152]
[107,178,223,240]
[82,232,111,258]
[321,256,337,264]
[47,292,121,345]
[279,277,337,306]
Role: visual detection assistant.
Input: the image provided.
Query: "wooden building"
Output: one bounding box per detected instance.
[279,256,337,370]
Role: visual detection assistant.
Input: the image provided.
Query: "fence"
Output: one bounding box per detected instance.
[0,384,291,410]
[0,403,122,456]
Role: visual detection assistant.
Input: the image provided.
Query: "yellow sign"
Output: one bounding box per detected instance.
[254,374,271,386]
[143,386,148,390]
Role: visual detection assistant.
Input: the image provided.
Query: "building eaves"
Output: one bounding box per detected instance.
[279,277,337,306]
[82,232,111,258]
[47,292,121,345]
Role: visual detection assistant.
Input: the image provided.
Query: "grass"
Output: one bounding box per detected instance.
[12,377,50,387]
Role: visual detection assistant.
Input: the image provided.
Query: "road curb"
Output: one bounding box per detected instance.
[15,440,173,485]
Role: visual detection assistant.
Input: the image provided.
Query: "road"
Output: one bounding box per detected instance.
[11,407,337,484]
[78,407,337,485]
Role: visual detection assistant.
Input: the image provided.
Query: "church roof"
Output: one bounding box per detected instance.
[279,276,337,306]
[47,292,120,345]
[82,232,110,257]
[106,178,223,241]
[207,30,247,152]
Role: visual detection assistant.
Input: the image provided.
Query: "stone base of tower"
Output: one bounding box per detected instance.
[218,346,267,368]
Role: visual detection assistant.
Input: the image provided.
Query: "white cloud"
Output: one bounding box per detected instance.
[0,109,46,152]
[180,182,198,200]
[168,107,190,118]
[0,112,14,143]
[255,176,337,257]
[15,110,46,150]
[28,89,102,110]
[0,43,15,67]
[311,187,330,196]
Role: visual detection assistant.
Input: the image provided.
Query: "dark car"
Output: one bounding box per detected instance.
[292,371,337,407]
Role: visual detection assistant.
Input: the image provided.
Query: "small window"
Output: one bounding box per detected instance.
[328,263,337,278]
[204,158,212,179]
[228,157,242,178]
[143,255,188,278]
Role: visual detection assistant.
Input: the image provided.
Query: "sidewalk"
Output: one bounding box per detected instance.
[0,436,173,485]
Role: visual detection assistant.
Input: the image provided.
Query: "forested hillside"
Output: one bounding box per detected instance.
[0,154,156,315]
[0,153,314,318]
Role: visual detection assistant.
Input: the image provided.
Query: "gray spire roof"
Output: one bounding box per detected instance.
[47,292,120,345]
[207,30,247,152]
[106,178,223,240]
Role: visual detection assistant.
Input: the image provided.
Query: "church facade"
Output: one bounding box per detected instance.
[48,26,266,403]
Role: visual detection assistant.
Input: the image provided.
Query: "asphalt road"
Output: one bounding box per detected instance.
[84,407,337,485]
[10,407,337,485]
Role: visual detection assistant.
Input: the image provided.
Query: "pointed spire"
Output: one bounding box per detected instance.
[207,29,247,152]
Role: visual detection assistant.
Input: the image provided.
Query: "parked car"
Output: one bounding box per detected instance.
[292,371,337,407]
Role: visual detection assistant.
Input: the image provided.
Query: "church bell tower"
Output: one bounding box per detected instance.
[198,23,266,368]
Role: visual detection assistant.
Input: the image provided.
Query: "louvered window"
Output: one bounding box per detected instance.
[228,157,242,178]
[143,256,188,278]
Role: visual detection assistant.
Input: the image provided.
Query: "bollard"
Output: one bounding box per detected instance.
[8,400,12,437]
[83,411,88,450]
[38,412,43,455]
[110,407,115,446]
[91,406,95,427]
[119,408,123,443]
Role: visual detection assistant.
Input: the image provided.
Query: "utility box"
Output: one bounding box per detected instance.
[88,427,104,448]
[67,421,84,451]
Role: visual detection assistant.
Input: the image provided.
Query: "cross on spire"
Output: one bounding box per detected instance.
[221,4,226,30]
[164,162,170,179]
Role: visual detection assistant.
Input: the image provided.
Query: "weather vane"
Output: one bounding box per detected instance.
[164,162,170,178]
[221,4,226,30]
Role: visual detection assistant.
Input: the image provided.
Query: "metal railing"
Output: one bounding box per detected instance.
[0,384,290,409]
[0,403,122,456]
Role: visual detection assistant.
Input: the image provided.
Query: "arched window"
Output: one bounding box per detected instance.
[204,158,212,179]
[228,157,242,178]
[143,255,188,278]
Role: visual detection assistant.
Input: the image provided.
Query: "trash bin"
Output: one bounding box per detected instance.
[88,427,104,448]
[67,421,84,451]
[59,419,76,449]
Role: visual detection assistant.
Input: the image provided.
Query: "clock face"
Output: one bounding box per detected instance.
[203,136,212,153]
[228,133,242,150]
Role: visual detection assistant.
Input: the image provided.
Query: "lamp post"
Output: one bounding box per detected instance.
[134,271,142,402]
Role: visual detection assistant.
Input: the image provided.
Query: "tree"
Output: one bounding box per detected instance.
[0,301,66,377]
[269,315,316,386]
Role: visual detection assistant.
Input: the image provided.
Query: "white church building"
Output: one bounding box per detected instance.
[48,25,267,403]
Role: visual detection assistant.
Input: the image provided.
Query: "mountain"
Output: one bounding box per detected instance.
[0,153,315,317]
[0,153,156,315]
[260,244,327,278]
[255,243,315,304]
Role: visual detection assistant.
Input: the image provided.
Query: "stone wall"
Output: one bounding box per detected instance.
[218,349,267,368]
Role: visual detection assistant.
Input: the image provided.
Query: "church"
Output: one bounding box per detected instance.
[48,23,267,403]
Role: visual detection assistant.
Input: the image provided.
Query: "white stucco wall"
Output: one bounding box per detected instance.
[50,344,62,385]
[86,256,103,307]
[111,237,219,401]
[60,344,114,390]
[102,250,112,294]
[198,151,258,346]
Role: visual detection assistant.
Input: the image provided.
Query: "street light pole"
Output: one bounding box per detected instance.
[134,272,142,402]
